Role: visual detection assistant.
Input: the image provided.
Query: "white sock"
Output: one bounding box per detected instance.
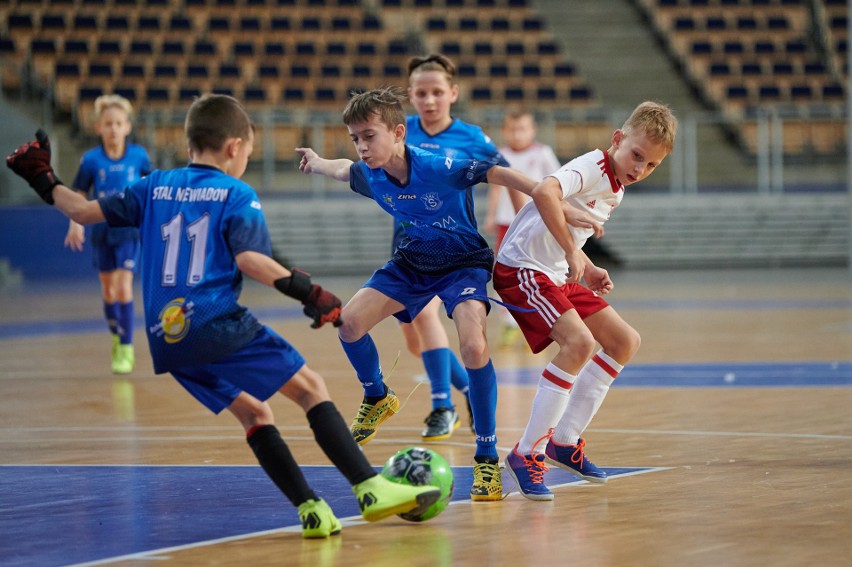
[552,351,621,446]
[517,363,575,455]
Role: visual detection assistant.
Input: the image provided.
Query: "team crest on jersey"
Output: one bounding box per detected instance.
[422,192,443,211]
[151,298,195,344]
[382,193,396,210]
[586,199,596,209]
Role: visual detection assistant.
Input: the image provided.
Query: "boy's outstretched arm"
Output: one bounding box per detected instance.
[236,250,343,329]
[295,147,352,182]
[6,130,104,224]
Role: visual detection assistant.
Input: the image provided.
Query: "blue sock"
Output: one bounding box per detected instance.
[103,302,118,336]
[116,301,134,345]
[422,348,452,410]
[340,334,385,398]
[449,352,470,395]
[467,359,498,460]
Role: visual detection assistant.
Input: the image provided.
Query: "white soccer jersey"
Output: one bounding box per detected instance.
[497,149,624,285]
[495,142,561,225]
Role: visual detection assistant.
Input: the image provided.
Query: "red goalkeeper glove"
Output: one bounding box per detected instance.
[274,268,343,329]
[6,129,64,204]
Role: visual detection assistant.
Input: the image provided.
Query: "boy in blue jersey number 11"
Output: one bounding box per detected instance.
[296,86,596,501]
[6,94,441,538]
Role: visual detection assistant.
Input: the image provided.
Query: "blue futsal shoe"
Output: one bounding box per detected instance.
[505,444,553,501]
[543,437,607,483]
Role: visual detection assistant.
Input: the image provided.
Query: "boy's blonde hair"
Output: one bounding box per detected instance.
[94,94,133,120]
[622,101,678,153]
[184,94,253,154]
[342,86,407,132]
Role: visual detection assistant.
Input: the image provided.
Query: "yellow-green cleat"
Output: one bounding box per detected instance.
[470,459,503,501]
[349,388,400,445]
[352,475,441,523]
[111,343,135,375]
[297,498,342,539]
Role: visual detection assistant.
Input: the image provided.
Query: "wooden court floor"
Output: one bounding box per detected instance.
[1,267,850,566]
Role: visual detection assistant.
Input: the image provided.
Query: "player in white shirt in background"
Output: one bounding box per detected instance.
[485,108,561,348]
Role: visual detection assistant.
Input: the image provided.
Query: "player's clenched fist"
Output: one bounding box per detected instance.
[6,129,64,205]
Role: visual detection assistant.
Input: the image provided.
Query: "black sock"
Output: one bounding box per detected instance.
[307,401,376,485]
[363,383,388,406]
[247,424,317,506]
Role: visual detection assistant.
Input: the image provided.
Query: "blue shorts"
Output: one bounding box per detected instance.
[364,261,492,323]
[170,326,306,414]
[93,240,140,273]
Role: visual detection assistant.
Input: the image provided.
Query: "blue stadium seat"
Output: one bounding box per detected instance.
[709,63,731,75]
[489,63,509,77]
[383,63,403,77]
[244,87,267,104]
[233,42,255,57]
[258,65,280,79]
[804,61,826,74]
[554,62,575,76]
[30,39,56,54]
[315,87,337,102]
[735,17,756,30]
[459,18,478,32]
[296,42,316,56]
[441,41,462,56]
[741,62,762,75]
[186,65,208,79]
[491,17,509,32]
[506,42,525,56]
[754,41,775,55]
[240,18,261,33]
[270,17,290,31]
[106,16,130,31]
[772,62,793,75]
[332,17,352,31]
[219,64,240,79]
[758,85,781,99]
[64,40,89,55]
[726,85,748,99]
[79,86,104,102]
[208,17,230,32]
[353,64,372,77]
[56,62,81,77]
[40,14,66,30]
[154,65,177,79]
[161,41,185,57]
[789,84,812,99]
[767,16,789,30]
[536,86,557,101]
[129,41,153,56]
[723,41,744,55]
[73,15,98,31]
[290,64,311,78]
[321,65,342,77]
[113,86,137,101]
[522,63,541,77]
[362,15,381,30]
[674,17,695,31]
[457,63,476,77]
[137,16,161,33]
[785,40,806,54]
[522,17,543,31]
[691,41,713,55]
[300,17,321,31]
[570,86,592,101]
[121,63,146,78]
[179,87,201,102]
[357,42,377,56]
[326,42,347,56]
[387,39,408,56]
[283,87,305,101]
[265,42,285,56]
[504,86,524,101]
[471,87,492,101]
[88,62,113,78]
[822,84,844,99]
[194,41,216,56]
[97,40,121,56]
[427,17,447,32]
[474,42,493,56]
[169,16,192,32]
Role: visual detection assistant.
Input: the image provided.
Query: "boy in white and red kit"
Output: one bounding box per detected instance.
[493,101,678,500]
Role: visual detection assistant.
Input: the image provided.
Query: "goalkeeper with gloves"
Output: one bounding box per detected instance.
[6,94,442,539]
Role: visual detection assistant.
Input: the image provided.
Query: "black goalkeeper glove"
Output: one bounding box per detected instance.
[5,129,64,205]
[274,268,343,329]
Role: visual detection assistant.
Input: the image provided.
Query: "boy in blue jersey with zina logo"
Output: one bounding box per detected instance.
[296,86,597,501]
[6,94,441,538]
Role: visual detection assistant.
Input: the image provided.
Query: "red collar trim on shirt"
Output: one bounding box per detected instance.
[596,150,623,193]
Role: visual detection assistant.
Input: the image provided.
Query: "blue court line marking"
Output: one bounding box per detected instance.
[2,296,850,340]
[496,361,852,388]
[0,464,655,567]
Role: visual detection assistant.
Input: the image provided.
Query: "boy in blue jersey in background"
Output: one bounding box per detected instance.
[6,94,441,538]
[64,95,152,374]
[296,86,541,501]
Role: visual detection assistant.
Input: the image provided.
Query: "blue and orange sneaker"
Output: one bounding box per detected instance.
[543,436,607,483]
[504,444,553,501]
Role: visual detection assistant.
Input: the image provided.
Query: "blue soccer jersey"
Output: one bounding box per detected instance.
[72,142,152,245]
[351,145,497,275]
[99,164,268,373]
[390,116,510,252]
